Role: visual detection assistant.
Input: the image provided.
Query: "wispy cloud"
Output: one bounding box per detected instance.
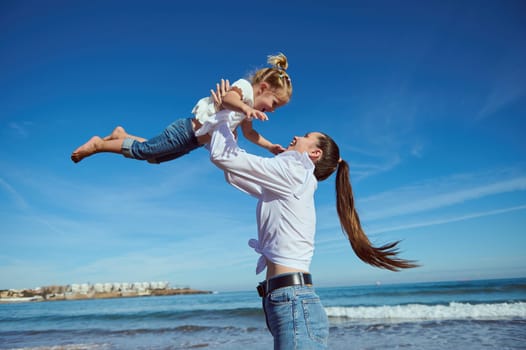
[0,258,66,290]
[335,81,428,180]
[0,177,29,210]
[369,204,526,235]
[315,168,526,240]
[477,53,526,120]
[62,236,258,288]
[410,142,424,158]
[317,204,526,251]
[362,172,526,220]
[7,121,33,138]
[342,145,402,181]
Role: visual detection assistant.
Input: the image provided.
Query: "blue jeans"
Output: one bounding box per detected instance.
[122,118,201,164]
[263,285,329,350]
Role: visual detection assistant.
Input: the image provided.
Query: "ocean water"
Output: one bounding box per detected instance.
[1,278,525,350]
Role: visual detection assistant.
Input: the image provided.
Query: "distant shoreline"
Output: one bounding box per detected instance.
[0,287,212,303]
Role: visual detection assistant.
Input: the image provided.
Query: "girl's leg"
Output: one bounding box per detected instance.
[103,126,147,142]
[127,118,200,163]
[72,119,199,164]
[71,137,125,163]
[71,125,147,163]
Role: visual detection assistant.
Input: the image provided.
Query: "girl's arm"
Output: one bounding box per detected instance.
[222,88,268,121]
[240,119,286,155]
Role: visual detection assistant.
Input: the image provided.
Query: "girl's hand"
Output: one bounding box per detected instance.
[245,107,269,121]
[211,79,231,111]
[268,144,286,155]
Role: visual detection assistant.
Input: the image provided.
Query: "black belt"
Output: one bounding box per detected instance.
[257,272,313,297]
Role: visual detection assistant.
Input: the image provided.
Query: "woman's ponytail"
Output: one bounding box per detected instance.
[335,160,418,270]
[315,133,418,271]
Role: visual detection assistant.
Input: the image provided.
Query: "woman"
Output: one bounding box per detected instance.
[208,97,417,350]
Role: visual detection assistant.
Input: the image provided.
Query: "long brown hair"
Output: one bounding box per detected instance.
[315,133,418,271]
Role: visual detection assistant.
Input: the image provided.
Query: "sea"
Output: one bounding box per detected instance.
[1,278,525,350]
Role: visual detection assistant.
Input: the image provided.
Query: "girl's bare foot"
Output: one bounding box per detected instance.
[71,136,103,163]
[103,126,128,141]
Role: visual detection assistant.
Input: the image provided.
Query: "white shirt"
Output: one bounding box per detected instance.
[209,117,318,274]
[193,79,253,137]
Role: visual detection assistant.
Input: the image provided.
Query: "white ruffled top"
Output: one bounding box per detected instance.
[193,79,253,137]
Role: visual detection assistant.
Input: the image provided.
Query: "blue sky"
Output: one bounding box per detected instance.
[1,0,525,292]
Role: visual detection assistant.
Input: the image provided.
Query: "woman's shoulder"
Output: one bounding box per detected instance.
[275,152,317,196]
[276,151,315,171]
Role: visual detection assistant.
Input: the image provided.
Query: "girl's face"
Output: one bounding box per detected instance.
[253,84,289,113]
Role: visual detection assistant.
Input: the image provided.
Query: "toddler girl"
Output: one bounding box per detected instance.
[71,53,292,164]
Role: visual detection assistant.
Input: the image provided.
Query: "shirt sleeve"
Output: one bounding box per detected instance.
[231,79,254,107]
[209,120,306,198]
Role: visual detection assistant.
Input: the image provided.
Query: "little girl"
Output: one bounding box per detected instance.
[71,53,292,164]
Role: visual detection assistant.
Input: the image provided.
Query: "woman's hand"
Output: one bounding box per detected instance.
[211,79,231,111]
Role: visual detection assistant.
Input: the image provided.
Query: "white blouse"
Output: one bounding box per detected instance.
[209,115,318,274]
[193,79,253,137]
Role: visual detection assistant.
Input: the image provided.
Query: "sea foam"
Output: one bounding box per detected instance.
[325,301,526,321]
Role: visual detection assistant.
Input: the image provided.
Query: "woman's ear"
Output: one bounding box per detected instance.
[309,149,322,162]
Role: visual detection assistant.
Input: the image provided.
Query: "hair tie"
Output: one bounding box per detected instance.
[278,71,290,83]
[338,158,342,163]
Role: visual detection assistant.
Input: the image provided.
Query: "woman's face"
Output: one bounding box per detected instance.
[287,132,323,154]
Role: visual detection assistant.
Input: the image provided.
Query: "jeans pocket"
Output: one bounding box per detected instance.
[265,288,294,339]
[302,297,329,345]
[268,288,292,304]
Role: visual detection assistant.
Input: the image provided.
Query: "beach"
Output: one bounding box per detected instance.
[1,278,525,349]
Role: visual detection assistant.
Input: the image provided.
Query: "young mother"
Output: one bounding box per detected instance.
[208,90,417,349]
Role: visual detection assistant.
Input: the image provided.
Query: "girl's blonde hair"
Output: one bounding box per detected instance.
[251,53,293,99]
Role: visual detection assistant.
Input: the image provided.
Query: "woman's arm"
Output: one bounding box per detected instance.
[209,119,302,197]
